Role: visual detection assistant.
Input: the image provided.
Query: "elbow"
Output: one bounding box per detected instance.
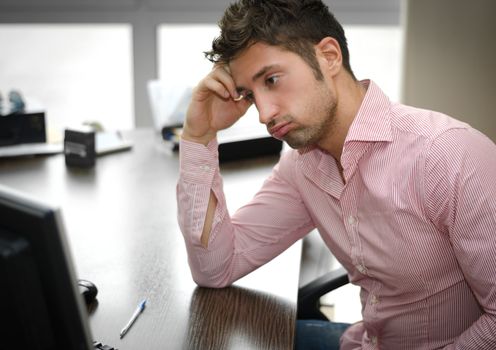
[191,271,233,289]
[194,280,231,289]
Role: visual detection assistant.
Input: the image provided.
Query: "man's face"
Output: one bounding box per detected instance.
[229,42,338,149]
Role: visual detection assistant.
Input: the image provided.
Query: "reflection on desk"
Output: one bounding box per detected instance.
[0,128,301,350]
[188,287,295,349]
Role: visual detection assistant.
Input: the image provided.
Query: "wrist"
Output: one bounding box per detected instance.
[180,128,216,146]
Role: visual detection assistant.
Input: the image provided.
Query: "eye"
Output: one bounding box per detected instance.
[266,75,280,86]
[244,91,255,103]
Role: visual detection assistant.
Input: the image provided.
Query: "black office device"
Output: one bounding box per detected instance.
[0,112,46,146]
[78,279,99,305]
[64,127,96,167]
[162,125,283,163]
[218,136,283,162]
[0,185,94,349]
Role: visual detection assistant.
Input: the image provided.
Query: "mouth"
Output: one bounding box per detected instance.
[268,121,293,140]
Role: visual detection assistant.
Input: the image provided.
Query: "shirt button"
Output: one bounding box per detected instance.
[370,335,378,346]
[356,264,366,274]
[370,295,379,305]
[347,215,357,226]
[200,165,211,172]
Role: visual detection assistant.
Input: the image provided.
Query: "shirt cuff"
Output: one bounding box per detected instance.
[179,138,219,184]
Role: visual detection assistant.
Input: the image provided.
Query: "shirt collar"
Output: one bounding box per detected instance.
[344,79,393,144]
[297,80,393,157]
[296,80,394,193]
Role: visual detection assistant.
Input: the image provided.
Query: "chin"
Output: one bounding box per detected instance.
[284,133,319,150]
[284,138,311,150]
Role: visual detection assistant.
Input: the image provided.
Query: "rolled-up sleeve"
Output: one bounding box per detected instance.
[177,139,313,287]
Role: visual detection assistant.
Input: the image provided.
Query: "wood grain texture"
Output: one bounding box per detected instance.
[187,287,295,350]
[0,129,300,349]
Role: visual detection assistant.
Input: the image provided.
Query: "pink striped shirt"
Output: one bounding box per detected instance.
[177,80,496,349]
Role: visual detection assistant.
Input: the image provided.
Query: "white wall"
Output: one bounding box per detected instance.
[0,24,133,135]
[402,0,496,142]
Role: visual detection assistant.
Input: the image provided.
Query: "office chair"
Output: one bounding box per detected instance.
[297,266,349,320]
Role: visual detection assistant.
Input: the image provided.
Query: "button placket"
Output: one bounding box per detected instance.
[348,213,367,275]
[341,177,366,277]
[348,214,362,270]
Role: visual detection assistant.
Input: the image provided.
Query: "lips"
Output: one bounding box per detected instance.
[269,121,293,140]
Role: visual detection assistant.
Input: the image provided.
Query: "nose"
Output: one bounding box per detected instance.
[256,94,279,126]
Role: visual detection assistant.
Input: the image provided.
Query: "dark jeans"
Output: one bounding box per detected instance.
[295,320,351,350]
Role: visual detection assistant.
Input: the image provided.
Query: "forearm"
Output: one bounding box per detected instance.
[181,125,217,147]
[177,137,264,288]
[177,141,314,288]
[201,190,217,248]
[177,148,262,288]
[176,138,233,286]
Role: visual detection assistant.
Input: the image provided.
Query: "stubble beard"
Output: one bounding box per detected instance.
[283,84,338,150]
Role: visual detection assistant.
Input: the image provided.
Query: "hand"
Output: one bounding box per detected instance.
[182,65,252,145]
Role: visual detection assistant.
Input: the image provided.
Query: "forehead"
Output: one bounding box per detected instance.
[229,42,302,81]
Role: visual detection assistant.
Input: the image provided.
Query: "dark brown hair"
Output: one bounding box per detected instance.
[205,0,355,80]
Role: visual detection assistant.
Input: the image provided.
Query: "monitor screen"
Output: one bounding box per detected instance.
[0,185,93,349]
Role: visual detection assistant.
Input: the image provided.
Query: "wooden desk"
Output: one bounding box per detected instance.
[0,129,301,350]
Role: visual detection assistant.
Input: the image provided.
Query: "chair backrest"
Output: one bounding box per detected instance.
[297,267,349,320]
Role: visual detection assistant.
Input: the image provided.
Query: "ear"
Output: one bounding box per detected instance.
[315,37,342,76]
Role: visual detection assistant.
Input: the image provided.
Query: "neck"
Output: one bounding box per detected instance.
[318,76,366,161]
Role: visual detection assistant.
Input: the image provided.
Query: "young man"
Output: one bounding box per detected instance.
[176,0,496,348]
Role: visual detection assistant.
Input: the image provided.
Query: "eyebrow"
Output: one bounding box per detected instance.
[252,64,279,82]
[236,64,280,94]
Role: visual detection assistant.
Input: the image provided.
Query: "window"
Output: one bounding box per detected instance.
[0,24,133,139]
[157,24,265,140]
[346,25,403,102]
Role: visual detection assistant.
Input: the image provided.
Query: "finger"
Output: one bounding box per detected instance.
[212,65,241,100]
[200,75,231,99]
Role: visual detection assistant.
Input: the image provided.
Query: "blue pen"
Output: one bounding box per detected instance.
[119,299,147,338]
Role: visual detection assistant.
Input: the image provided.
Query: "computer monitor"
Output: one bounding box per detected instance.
[0,184,93,349]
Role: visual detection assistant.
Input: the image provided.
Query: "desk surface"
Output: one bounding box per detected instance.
[0,129,301,350]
